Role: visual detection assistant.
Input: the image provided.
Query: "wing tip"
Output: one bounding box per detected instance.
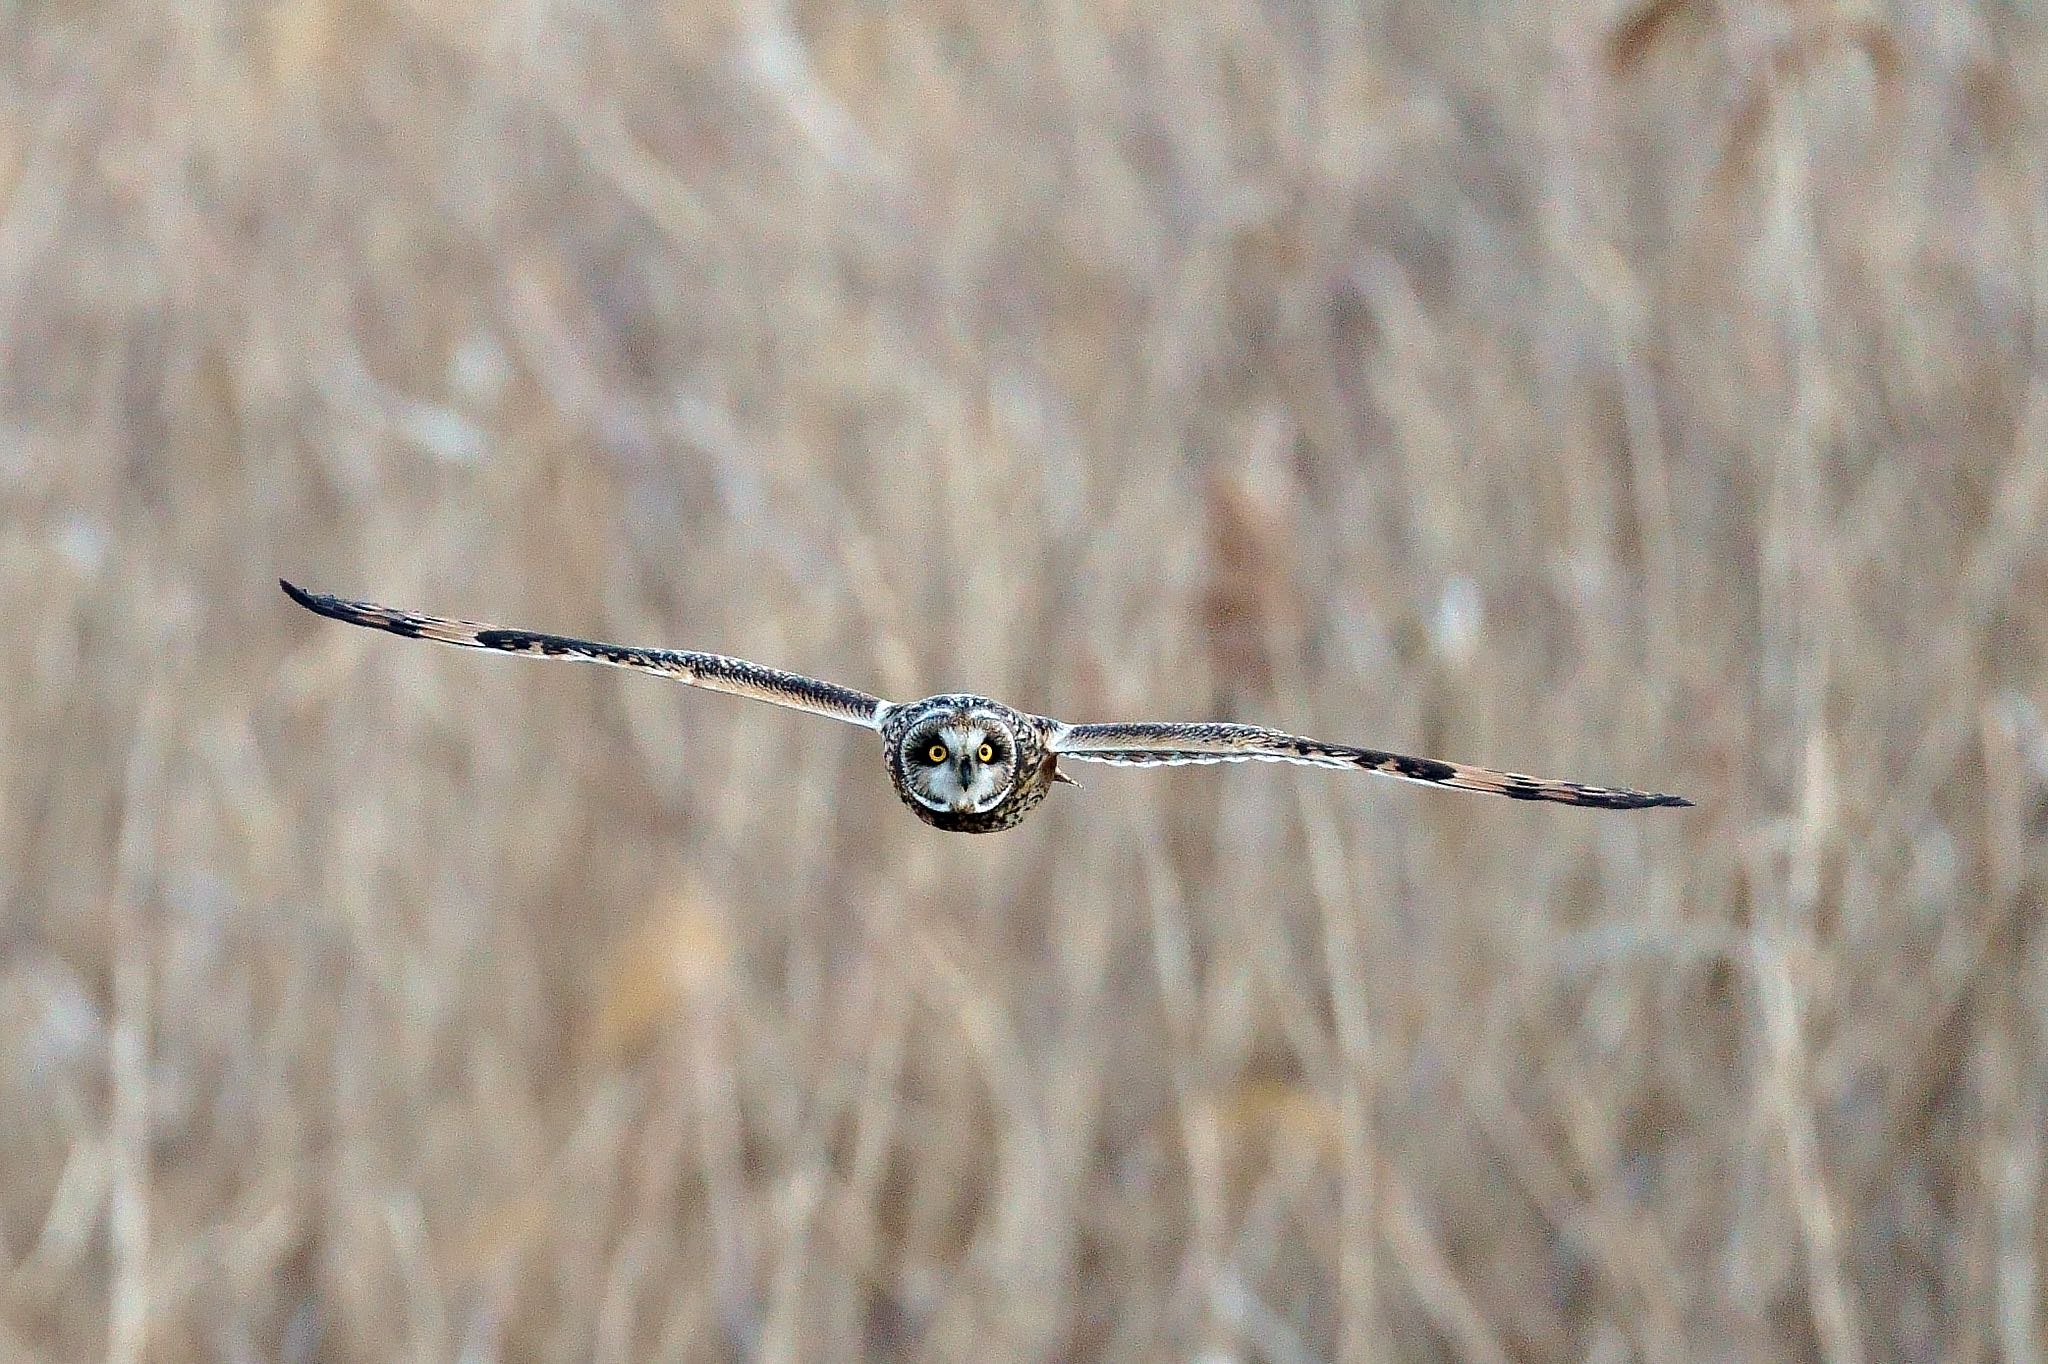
[280,578,357,624]
[280,577,326,613]
[1620,789,1692,810]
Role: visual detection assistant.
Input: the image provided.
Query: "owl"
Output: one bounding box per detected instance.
[282,581,1691,833]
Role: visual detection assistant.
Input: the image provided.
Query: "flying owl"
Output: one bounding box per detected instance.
[282,581,1691,832]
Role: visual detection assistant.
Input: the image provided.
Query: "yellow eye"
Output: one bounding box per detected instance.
[926,743,948,764]
[978,743,995,762]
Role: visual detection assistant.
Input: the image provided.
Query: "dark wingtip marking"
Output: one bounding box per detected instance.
[1600,788,1692,810]
[281,578,348,621]
[281,580,429,638]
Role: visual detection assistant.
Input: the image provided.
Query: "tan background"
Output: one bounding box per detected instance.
[5,1,2047,1359]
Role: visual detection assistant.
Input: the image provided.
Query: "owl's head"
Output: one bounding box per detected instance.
[896,706,1020,816]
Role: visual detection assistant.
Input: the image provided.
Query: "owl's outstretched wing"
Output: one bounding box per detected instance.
[1048,720,1690,810]
[282,581,892,730]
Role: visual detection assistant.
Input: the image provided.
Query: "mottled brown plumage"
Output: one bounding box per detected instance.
[282,581,1691,833]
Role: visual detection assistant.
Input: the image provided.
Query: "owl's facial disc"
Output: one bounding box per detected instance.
[903,715,1014,814]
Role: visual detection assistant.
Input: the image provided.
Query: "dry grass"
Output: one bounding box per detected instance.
[3,0,2045,1358]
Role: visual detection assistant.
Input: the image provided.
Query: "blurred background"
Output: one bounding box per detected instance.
[4,0,2046,1359]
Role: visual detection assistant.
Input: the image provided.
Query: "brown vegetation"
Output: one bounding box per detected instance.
[3,0,2045,1358]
